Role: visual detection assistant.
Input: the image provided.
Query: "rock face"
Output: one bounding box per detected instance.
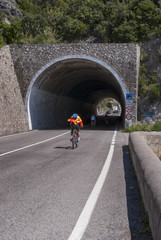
[0,0,22,18]
[0,45,28,136]
[138,36,161,123]
[138,97,161,123]
[142,37,161,82]
[144,133,161,160]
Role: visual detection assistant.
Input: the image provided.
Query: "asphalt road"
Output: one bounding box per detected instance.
[0,128,152,240]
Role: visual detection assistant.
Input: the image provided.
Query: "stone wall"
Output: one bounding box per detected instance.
[9,43,140,126]
[0,43,140,134]
[10,44,139,100]
[143,132,161,160]
[0,45,28,136]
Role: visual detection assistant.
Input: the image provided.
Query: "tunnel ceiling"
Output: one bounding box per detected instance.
[35,58,124,106]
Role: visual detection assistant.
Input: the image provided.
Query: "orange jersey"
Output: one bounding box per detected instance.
[68,115,83,127]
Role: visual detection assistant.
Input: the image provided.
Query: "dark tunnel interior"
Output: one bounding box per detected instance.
[27,58,126,130]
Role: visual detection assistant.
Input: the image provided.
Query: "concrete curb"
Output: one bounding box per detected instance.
[129,132,161,240]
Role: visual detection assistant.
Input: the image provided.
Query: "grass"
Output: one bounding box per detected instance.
[124,121,161,132]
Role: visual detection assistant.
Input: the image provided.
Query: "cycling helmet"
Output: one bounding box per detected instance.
[73,113,78,119]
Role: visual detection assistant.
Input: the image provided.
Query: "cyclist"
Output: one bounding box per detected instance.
[91,114,96,127]
[104,114,109,126]
[67,113,83,142]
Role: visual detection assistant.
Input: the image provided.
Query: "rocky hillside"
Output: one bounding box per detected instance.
[0,0,22,20]
[138,36,161,123]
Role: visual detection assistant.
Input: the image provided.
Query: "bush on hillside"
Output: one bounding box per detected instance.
[152,121,161,131]
[15,0,161,44]
[0,33,5,47]
[0,19,23,44]
[124,124,152,132]
[139,59,161,102]
[124,121,161,132]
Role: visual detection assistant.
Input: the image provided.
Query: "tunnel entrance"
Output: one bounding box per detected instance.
[26,55,127,130]
[97,97,122,116]
[96,97,122,127]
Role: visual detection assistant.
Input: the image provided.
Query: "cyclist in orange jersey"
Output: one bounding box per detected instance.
[67,113,83,142]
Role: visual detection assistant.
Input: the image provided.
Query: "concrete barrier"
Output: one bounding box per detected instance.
[129,132,161,240]
[143,133,161,160]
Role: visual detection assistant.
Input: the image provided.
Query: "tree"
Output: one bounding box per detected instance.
[22,13,48,37]
[129,0,161,40]
[112,21,138,42]
[0,19,23,44]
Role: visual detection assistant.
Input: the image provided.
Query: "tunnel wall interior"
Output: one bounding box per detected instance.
[28,57,127,130]
[30,88,96,129]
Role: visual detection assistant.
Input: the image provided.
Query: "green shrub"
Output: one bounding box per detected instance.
[152,121,161,131]
[138,61,161,101]
[124,126,133,133]
[0,20,23,44]
[140,50,149,62]
[158,50,161,63]
[1,0,161,45]
[0,33,5,47]
[148,83,161,102]
[125,121,161,132]
[124,124,152,132]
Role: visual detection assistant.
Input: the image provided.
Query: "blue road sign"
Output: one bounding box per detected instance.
[126,93,133,100]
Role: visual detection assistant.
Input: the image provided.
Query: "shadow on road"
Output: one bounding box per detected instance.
[122,146,153,240]
[54,146,72,149]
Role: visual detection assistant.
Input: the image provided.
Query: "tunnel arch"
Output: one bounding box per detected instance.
[25,55,127,130]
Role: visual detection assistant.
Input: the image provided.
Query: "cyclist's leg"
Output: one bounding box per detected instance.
[78,130,80,137]
[91,120,95,127]
[70,123,74,141]
[76,124,80,142]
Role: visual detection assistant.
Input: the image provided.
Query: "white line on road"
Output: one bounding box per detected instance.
[68,130,117,240]
[0,131,70,157]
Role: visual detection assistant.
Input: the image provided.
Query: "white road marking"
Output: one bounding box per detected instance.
[68,130,117,240]
[0,131,70,157]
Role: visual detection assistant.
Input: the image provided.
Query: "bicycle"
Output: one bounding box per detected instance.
[72,128,78,149]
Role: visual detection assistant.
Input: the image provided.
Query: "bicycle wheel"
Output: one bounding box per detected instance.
[72,137,75,149]
[74,133,78,148]
[72,130,78,149]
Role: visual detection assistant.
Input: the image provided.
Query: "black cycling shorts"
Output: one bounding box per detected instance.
[71,123,80,131]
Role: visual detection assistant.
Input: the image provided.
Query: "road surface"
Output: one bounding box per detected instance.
[0,128,152,240]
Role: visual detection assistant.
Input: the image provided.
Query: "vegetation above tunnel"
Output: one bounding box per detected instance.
[0,0,161,46]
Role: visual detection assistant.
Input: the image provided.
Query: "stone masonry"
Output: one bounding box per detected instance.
[0,43,140,134]
[0,45,28,136]
[10,43,140,101]
[10,43,140,126]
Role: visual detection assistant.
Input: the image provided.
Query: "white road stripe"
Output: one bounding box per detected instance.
[0,131,70,157]
[68,130,117,240]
